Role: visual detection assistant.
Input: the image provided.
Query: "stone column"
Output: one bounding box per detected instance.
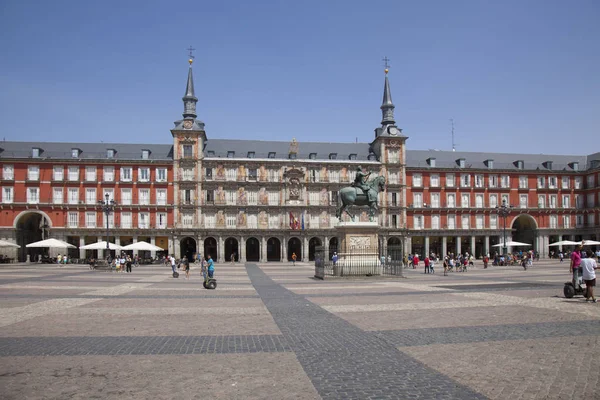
[79,237,86,259]
[470,236,476,257]
[456,236,462,256]
[424,236,430,258]
[240,236,246,263]
[484,236,490,257]
[405,236,412,255]
[174,237,180,259]
[282,237,287,262]
[442,236,447,257]
[303,236,309,262]
[558,234,563,252]
[218,236,225,263]
[261,237,267,263]
[150,237,156,259]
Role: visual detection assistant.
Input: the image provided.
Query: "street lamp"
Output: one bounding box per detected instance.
[496,199,513,258]
[98,193,117,260]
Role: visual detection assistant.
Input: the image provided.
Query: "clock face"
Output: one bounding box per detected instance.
[388,127,399,136]
[183,120,193,129]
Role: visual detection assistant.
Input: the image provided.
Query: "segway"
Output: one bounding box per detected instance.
[202,270,217,290]
[564,270,588,299]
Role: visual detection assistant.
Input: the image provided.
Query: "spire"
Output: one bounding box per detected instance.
[182,49,198,119]
[380,68,395,126]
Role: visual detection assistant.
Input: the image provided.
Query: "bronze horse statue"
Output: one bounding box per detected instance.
[336,175,386,221]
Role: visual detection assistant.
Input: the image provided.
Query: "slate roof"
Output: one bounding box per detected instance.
[0,139,597,171]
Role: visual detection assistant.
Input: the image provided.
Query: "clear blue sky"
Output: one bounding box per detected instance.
[1,0,598,154]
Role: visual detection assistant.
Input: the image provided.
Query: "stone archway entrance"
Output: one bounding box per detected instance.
[267,237,281,262]
[246,237,260,262]
[15,212,51,262]
[512,215,537,248]
[225,237,239,262]
[204,237,217,261]
[180,237,196,262]
[308,237,322,261]
[288,237,302,261]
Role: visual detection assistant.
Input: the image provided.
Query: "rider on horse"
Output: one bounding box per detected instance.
[352,166,373,202]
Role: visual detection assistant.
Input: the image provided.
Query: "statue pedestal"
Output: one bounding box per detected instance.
[335,221,381,276]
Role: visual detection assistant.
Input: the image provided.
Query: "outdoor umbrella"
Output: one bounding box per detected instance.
[120,241,164,251]
[548,240,580,246]
[492,241,532,247]
[580,240,600,246]
[0,239,20,248]
[25,238,76,248]
[79,241,122,250]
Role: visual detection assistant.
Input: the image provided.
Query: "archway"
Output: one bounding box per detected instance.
[308,237,322,261]
[328,237,338,261]
[288,237,302,261]
[15,212,50,262]
[225,237,239,262]
[246,237,260,262]
[387,237,401,246]
[266,237,281,262]
[180,237,196,262]
[204,237,217,261]
[511,214,537,249]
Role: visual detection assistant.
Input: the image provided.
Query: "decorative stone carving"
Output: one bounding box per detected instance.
[284,168,304,202]
[349,236,371,249]
[289,138,299,155]
[180,136,196,145]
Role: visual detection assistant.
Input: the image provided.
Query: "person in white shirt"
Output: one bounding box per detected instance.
[581,250,597,303]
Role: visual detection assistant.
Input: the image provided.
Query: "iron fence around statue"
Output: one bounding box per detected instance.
[314,245,404,279]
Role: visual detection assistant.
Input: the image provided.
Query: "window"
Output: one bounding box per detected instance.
[430,174,440,187]
[138,212,150,229]
[85,212,96,228]
[226,215,236,228]
[500,175,510,188]
[563,215,571,228]
[120,167,132,182]
[227,151,235,158]
[537,176,545,188]
[391,214,397,228]
[68,188,79,204]
[538,195,546,208]
[205,168,213,180]
[431,193,440,208]
[268,191,279,206]
[447,193,456,208]
[576,215,584,228]
[156,189,167,205]
[587,174,595,188]
[461,193,470,208]
[458,158,465,168]
[474,174,484,188]
[329,153,337,160]
[501,194,509,205]
[28,165,39,181]
[475,194,484,208]
[207,151,215,157]
[309,153,316,160]
[516,160,524,169]
[205,189,214,204]
[447,214,456,229]
[2,165,14,180]
[50,187,61,204]
[461,215,470,229]
[107,149,115,158]
[85,166,96,182]
[413,215,424,230]
[576,194,584,209]
[67,212,78,228]
[103,166,114,182]
[548,176,557,189]
[349,153,357,160]
[268,152,276,158]
[388,172,398,184]
[139,189,150,205]
[103,189,114,202]
[488,175,498,188]
[428,158,436,167]
[562,176,570,189]
[182,145,193,158]
[549,215,558,229]
[519,194,528,209]
[53,166,64,181]
[121,212,132,229]
[387,149,399,163]
[247,151,255,158]
[413,193,423,208]
[562,195,570,208]
[32,148,40,158]
[475,215,484,229]
[183,189,193,205]
[431,215,440,229]
[157,212,167,229]
[156,168,167,182]
[68,166,79,181]
[489,194,498,208]
[587,193,595,207]
[85,188,96,205]
[549,194,557,209]
[391,192,397,206]
[446,173,455,187]
[2,187,13,203]
[574,176,582,189]
[587,214,595,226]
[269,214,280,229]
[142,150,150,159]
[519,176,528,189]
[121,188,132,205]
[490,214,498,229]
[460,173,471,188]
[138,167,150,182]
[413,173,422,187]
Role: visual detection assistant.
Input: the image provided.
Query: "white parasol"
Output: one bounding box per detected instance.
[548,240,580,247]
[492,241,532,247]
[0,239,20,248]
[25,238,76,249]
[120,241,164,251]
[79,241,122,250]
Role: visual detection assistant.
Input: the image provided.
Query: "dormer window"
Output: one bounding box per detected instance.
[427,158,436,167]
[289,153,297,160]
[329,153,337,160]
[457,158,465,168]
[207,151,215,157]
[268,152,276,159]
[570,162,579,171]
[309,153,317,160]
[31,148,40,158]
[107,149,115,159]
[227,151,235,158]
[368,154,377,161]
[141,149,150,160]
[349,154,357,160]
[71,148,80,158]
[484,159,494,169]
[247,151,255,158]
[515,160,524,170]
[543,161,553,170]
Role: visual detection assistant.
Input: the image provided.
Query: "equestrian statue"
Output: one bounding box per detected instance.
[336,166,386,221]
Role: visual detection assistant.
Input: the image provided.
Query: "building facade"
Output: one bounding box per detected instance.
[1,60,598,262]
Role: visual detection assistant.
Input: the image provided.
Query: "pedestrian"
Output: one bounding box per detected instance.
[230,252,235,265]
[183,256,190,279]
[126,255,132,273]
[119,254,126,273]
[206,254,215,278]
[483,254,489,269]
[291,252,297,266]
[570,244,583,287]
[170,254,176,274]
[413,254,419,269]
[559,251,564,263]
[581,250,597,302]
[332,252,338,265]
[424,256,430,274]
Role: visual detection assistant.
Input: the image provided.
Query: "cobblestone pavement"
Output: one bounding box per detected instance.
[1,260,599,399]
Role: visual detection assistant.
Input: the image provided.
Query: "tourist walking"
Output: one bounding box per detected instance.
[291,252,297,266]
[126,256,132,273]
[581,250,597,302]
[183,256,190,279]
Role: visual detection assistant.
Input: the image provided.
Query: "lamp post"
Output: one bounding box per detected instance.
[98,193,117,260]
[496,199,512,257]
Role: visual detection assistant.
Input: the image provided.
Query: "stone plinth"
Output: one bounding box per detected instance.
[335,221,381,276]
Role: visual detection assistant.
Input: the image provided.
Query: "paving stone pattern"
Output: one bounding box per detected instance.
[246,263,486,400]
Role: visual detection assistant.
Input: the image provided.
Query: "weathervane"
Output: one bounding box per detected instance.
[382,56,390,74]
[187,46,196,65]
